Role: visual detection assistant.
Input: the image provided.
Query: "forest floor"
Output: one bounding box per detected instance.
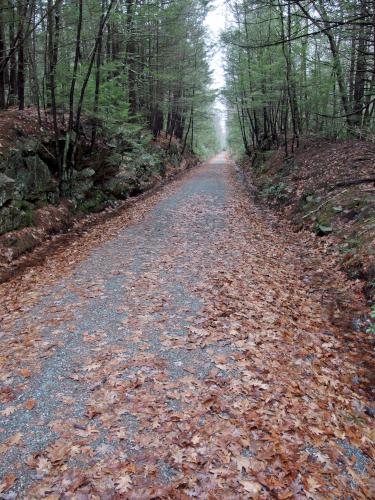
[0,154,374,498]
[243,138,375,300]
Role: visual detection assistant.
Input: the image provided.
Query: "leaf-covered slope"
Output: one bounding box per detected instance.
[242,138,375,301]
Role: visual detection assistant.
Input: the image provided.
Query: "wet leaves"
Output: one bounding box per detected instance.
[0,159,373,497]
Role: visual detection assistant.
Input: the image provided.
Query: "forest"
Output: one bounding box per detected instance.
[0,0,218,195]
[222,0,374,308]
[223,0,375,154]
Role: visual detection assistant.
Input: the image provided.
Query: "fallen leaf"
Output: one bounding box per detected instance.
[24,399,37,410]
[0,474,17,493]
[8,432,22,447]
[239,479,261,494]
[0,405,17,416]
[115,474,132,493]
[234,455,252,472]
[36,457,51,475]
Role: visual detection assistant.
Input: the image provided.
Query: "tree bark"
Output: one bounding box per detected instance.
[17,0,28,110]
[126,0,137,115]
[8,0,17,105]
[91,0,105,150]
[0,0,6,109]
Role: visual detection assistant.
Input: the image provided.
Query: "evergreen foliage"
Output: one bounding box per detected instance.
[0,0,220,191]
[222,0,375,155]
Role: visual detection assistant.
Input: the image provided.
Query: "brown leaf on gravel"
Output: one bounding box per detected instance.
[0,157,373,498]
[20,368,32,377]
[0,432,22,456]
[46,441,71,464]
[24,399,37,410]
[35,457,52,476]
[0,405,18,416]
[8,432,22,446]
[0,387,16,403]
[0,474,17,493]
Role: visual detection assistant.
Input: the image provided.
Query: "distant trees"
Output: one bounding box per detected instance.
[223,0,375,155]
[0,0,217,182]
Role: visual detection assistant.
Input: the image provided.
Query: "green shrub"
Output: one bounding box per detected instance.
[261,182,288,201]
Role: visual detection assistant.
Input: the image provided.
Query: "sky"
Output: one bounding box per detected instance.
[204,0,227,147]
[204,0,227,90]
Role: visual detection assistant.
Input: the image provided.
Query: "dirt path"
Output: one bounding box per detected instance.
[0,155,373,498]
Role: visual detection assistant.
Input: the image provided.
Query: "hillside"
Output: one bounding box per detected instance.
[0,108,198,274]
[240,138,375,301]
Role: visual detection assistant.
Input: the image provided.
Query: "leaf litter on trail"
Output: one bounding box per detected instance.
[0,159,373,498]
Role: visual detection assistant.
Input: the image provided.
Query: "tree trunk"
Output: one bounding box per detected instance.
[91,0,105,151]
[8,1,17,105]
[126,0,136,115]
[61,0,83,195]
[47,0,61,188]
[17,0,27,110]
[0,0,6,109]
[352,0,368,127]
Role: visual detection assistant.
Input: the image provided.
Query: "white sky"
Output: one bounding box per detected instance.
[204,0,227,147]
[204,0,226,90]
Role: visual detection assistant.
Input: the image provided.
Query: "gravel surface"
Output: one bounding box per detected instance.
[1,156,234,496]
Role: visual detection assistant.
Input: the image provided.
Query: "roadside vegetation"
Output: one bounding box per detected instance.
[222,0,375,309]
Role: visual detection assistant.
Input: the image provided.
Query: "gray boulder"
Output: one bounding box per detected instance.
[75,167,95,180]
[0,204,33,234]
[5,154,56,200]
[0,173,19,208]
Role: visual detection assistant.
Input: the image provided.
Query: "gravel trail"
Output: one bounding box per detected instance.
[0,155,373,498]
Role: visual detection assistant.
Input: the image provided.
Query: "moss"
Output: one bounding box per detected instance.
[14,199,33,210]
[252,152,267,172]
[300,191,321,210]
[316,203,336,227]
[282,157,298,175]
[346,197,367,211]
[78,189,108,213]
[256,163,269,175]
[2,230,39,257]
[263,149,276,159]
[13,200,35,227]
[339,238,364,254]
[167,145,180,167]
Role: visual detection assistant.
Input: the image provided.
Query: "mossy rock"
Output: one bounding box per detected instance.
[0,202,35,235]
[0,173,20,208]
[315,203,336,235]
[316,224,333,236]
[316,203,337,228]
[261,182,288,202]
[4,153,57,201]
[301,192,321,209]
[1,229,39,259]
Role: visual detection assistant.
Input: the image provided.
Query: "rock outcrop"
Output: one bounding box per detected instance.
[0,130,196,271]
[0,173,19,208]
